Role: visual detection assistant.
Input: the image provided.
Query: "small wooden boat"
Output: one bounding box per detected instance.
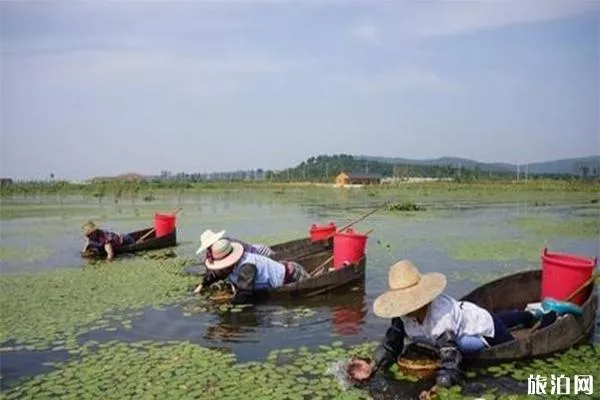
[81,227,177,259]
[461,270,597,362]
[272,237,366,299]
[233,237,366,300]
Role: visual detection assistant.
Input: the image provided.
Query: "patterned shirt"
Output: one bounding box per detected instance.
[91,230,124,249]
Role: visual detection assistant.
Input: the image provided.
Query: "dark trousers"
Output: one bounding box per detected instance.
[485,310,537,346]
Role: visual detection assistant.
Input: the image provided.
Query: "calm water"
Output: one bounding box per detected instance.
[1,193,598,396]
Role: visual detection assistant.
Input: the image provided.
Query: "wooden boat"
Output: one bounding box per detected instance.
[81,227,177,259]
[460,270,597,362]
[210,237,366,300]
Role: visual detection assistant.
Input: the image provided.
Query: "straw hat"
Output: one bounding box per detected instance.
[196,229,226,255]
[373,260,447,319]
[205,239,244,270]
[82,220,99,236]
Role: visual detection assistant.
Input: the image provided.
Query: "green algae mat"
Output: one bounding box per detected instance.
[1,340,598,400]
[0,257,198,349]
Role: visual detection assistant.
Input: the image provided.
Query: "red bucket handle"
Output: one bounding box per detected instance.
[542,247,597,267]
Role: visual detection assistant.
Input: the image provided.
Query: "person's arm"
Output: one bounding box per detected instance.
[372,317,406,373]
[104,243,115,261]
[434,330,463,388]
[347,317,406,383]
[230,263,257,304]
[419,330,463,399]
[83,237,90,252]
[193,272,223,294]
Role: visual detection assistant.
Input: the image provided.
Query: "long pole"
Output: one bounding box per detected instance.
[332,204,386,236]
[565,272,599,302]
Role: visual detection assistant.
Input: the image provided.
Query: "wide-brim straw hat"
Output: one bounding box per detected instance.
[373,260,447,319]
[196,229,226,255]
[205,240,244,270]
[82,221,98,237]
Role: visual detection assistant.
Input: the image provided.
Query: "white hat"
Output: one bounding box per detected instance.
[373,260,447,319]
[196,229,226,255]
[205,239,244,270]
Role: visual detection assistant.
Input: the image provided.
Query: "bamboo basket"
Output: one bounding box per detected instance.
[208,281,236,303]
[396,356,440,379]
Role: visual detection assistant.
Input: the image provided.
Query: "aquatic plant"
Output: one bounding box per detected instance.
[0,257,198,348]
[1,341,376,399]
[433,345,600,400]
[2,340,597,400]
[386,201,427,212]
[511,215,600,239]
[448,239,542,262]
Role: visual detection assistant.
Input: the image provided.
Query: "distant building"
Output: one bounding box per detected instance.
[335,172,382,186]
[0,178,13,187]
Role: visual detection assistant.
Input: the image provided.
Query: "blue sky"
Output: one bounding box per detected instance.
[1,1,598,180]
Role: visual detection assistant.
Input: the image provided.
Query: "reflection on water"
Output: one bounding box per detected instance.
[1,283,369,381]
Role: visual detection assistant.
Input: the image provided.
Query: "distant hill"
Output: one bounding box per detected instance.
[356,155,600,176]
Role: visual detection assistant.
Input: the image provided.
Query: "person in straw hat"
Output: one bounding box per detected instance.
[195,229,275,260]
[347,260,582,392]
[193,229,276,295]
[192,238,310,302]
[81,220,135,261]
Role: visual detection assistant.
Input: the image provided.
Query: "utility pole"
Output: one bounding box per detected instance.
[525,164,528,182]
[303,163,306,180]
[517,163,520,182]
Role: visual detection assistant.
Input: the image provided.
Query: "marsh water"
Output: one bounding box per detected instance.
[1,188,599,398]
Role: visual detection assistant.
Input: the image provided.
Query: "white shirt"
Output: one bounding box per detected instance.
[401,294,495,343]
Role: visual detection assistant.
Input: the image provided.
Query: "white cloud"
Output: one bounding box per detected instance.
[382,1,599,38]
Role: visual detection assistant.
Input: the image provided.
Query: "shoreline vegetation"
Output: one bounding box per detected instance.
[1,180,597,220]
[1,179,598,197]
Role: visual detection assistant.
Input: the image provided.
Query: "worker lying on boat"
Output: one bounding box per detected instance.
[196,229,275,259]
[82,221,135,261]
[192,238,309,303]
[347,260,583,392]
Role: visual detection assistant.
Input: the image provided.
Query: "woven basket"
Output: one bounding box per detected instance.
[210,292,233,303]
[396,356,440,379]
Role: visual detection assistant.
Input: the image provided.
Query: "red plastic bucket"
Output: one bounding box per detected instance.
[310,222,337,242]
[541,248,597,306]
[333,228,367,269]
[154,212,176,238]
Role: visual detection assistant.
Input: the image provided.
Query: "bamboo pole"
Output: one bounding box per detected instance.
[565,271,599,302]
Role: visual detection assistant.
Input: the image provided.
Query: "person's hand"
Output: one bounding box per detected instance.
[193,284,203,295]
[346,358,374,382]
[419,385,437,400]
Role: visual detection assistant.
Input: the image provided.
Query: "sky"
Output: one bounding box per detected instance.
[1,1,599,180]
